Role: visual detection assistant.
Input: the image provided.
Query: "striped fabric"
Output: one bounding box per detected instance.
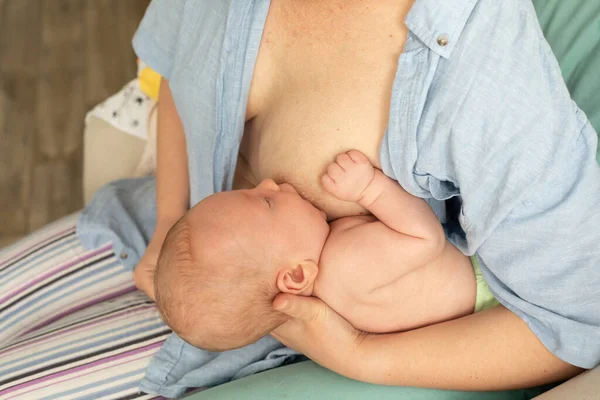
[0,213,172,399]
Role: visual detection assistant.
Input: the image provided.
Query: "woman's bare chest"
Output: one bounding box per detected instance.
[240,0,410,219]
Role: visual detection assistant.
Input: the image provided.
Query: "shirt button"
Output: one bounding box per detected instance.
[120,252,128,260]
[437,35,449,47]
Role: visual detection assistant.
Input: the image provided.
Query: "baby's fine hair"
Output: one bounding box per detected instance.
[154,214,287,351]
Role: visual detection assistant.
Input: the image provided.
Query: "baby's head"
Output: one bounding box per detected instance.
[155,179,330,351]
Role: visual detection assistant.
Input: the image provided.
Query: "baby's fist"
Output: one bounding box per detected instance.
[322,150,375,202]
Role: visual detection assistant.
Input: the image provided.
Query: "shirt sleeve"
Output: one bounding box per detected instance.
[132,0,186,80]
[477,122,600,369]
[439,0,600,368]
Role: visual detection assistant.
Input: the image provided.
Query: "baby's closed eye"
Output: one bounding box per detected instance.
[262,197,274,208]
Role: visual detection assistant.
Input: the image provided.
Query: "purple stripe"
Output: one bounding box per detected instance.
[1,303,155,357]
[0,341,164,396]
[23,286,138,336]
[0,244,114,306]
[0,227,76,268]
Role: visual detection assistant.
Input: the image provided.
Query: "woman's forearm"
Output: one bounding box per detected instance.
[353,306,582,390]
[132,79,189,299]
[156,78,190,225]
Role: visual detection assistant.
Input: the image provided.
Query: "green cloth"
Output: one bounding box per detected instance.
[189,361,549,400]
[185,2,599,399]
[532,0,600,163]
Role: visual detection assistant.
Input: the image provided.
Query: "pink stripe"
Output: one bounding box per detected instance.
[23,286,138,336]
[0,341,164,396]
[1,304,155,357]
[0,244,114,306]
[6,353,155,399]
[0,227,76,269]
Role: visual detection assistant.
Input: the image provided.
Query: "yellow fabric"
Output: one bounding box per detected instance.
[138,63,161,101]
[472,256,500,313]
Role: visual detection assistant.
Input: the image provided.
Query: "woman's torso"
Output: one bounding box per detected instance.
[238,0,414,220]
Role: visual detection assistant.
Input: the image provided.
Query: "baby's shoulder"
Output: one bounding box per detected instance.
[325,215,381,251]
[321,215,381,268]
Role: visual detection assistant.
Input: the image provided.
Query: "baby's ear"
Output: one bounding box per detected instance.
[276,261,318,296]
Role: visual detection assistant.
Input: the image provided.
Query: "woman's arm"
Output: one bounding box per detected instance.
[356,306,581,390]
[271,295,582,391]
[133,78,189,300]
[155,78,190,222]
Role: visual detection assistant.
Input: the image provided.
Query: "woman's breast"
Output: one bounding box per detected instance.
[240,7,407,220]
[242,89,387,220]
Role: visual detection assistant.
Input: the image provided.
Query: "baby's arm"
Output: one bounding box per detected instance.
[322,150,445,264]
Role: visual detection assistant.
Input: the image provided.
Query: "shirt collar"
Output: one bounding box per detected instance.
[406,0,479,58]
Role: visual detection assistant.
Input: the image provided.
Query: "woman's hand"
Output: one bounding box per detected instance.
[271,293,367,379]
[133,241,160,301]
[133,218,178,301]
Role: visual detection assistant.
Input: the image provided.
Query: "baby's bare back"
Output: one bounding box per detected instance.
[314,216,477,333]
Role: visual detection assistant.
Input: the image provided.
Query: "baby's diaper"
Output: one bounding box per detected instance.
[472,256,500,313]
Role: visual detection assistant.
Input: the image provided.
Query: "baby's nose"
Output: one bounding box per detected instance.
[259,178,280,191]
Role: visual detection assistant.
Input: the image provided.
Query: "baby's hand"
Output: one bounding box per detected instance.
[322,150,375,202]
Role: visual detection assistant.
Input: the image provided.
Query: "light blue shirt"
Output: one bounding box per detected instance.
[78,0,600,395]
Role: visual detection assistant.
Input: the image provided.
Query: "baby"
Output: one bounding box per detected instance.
[154,150,498,351]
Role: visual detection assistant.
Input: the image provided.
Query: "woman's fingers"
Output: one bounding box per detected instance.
[133,257,157,301]
[271,293,364,376]
[274,293,324,322]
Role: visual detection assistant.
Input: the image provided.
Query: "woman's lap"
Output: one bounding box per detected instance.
[0,213,170,399]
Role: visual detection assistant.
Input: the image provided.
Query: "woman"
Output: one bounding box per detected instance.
[132,0,596,391]
[1,0,597,398]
